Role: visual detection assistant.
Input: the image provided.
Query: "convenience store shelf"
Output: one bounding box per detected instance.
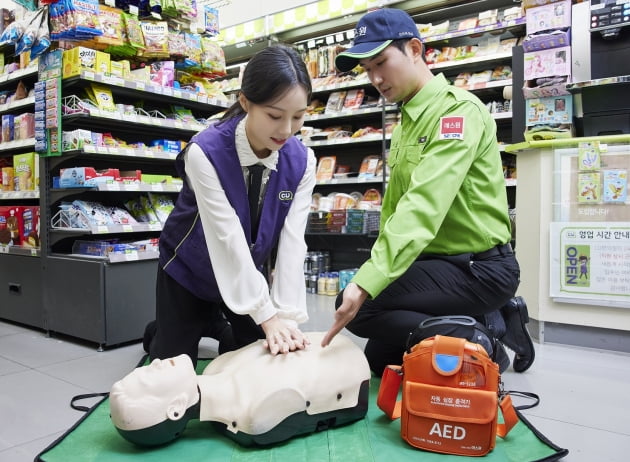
[0,190,39,200]
[428,51,513,71]
[63,70,229,114]
[0,245,40,257]
[305,105,398,122]
[304,133,391,148]
[421,16,526,44]
[0,95,35,115]
[0,138,36,153]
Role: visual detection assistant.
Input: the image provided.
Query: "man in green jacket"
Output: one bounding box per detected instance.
[322,8,534,375]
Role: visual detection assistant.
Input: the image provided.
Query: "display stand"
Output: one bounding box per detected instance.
[506,135,630,352]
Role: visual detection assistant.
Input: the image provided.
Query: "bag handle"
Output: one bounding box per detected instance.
[377,365,521,439]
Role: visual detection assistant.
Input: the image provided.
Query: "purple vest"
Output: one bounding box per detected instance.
[159,115,308,301]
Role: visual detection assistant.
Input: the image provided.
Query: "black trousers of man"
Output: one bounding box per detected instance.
[338,249,520,376]
[148,266,262,367]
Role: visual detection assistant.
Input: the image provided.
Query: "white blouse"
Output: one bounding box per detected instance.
[183,116,316,326]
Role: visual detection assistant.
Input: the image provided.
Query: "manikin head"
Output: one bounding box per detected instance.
[109,354,200,446]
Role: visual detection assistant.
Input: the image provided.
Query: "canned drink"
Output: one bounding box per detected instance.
[322,251,331,272]
[308,274,318,294]
[304,253,312,274]
[311,253,320,275]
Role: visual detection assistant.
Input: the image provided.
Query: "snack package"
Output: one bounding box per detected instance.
[325,91,346,114]
[148,193,175,223]
[95,5,124,47]
[343,89,364,110]
[13,152,37,191]
[140,21,169,58]
[316,156,336,182]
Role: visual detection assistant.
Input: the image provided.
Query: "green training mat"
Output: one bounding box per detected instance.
[37,358,568,462]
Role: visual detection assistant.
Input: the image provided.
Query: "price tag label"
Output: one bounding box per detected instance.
[96,226,109,234]
[125,251,139,261]
[122,225,133,233]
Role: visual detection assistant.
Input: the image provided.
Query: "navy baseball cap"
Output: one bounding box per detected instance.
[335,8,420,73]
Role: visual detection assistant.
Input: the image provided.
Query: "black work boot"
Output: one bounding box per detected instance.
[499,296,535,372]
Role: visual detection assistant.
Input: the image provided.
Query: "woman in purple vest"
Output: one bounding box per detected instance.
[144,45,316,365]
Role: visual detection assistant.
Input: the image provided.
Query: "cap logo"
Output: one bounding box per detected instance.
[356,25,368,37]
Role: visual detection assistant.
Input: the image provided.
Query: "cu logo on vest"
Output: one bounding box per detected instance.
[278,191,293,201]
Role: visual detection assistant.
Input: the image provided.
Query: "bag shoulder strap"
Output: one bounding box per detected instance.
[377,365,403,419]
[377,365,521,439]
[497,394,519,437]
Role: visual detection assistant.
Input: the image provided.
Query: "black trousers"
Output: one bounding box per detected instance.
[338,250,520,375]
[149,266,264,366]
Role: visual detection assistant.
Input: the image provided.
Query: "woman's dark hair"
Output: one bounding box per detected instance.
[220,44,312,122]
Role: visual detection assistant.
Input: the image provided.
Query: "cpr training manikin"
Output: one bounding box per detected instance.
[109,332,371,447]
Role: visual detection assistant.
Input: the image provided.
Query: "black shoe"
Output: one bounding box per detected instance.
[143,320,157,353]
[492,340,510,374]
[499,296,535,372]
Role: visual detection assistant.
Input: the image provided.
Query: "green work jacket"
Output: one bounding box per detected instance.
[353,73,512,298]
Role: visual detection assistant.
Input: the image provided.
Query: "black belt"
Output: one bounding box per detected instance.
[473,243,513,260]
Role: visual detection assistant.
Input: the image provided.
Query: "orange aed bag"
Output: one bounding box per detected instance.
[377,335,518,457]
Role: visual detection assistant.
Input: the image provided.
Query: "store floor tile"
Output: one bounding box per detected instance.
[0,293,628,462]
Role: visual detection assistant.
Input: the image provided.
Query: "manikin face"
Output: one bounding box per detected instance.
[359,42,421,104]
[239,85,308,158]
[110,354,199,431]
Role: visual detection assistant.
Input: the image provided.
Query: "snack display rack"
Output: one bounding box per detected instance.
[36,64,228,348]
[0,42,41,327]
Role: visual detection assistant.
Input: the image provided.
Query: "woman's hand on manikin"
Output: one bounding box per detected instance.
[261,315,310,355]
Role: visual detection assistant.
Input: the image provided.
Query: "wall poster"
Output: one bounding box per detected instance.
[550,142,630,308]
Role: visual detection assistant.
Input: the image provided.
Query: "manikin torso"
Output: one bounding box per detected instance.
[198,332,371,435]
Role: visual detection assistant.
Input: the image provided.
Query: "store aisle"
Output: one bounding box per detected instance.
[0,294,628,462]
